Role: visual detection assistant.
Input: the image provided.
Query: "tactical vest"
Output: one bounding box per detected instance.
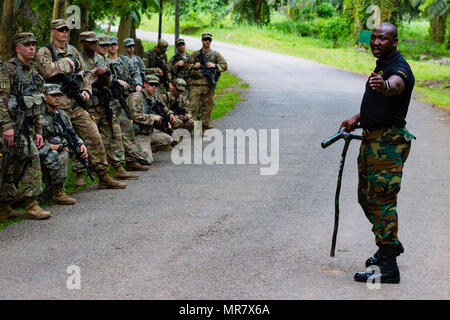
[190,50,217,80]
[7,59,45,119]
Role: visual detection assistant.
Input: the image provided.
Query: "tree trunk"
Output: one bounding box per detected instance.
[52,0,65,20]
[0,0,16,61]
[255,0,262,24]
[430,14,446,43]
[130,21,145,57]
[106,14,114,34]
[117,15,133,55]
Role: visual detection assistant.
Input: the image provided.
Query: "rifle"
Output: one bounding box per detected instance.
[109,62,133,121]
[166,95,186,118]
[198,52,220,91]
[52,113,95,182]
[150,100,172,135]
[92,75,115,138]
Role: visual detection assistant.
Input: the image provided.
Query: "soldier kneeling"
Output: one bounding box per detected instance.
[39,84,88,205]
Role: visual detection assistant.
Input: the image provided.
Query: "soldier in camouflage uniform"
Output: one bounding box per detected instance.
[40,84,87,205]
[36,20,124,190]
[122,38,145,84]
[160,78,194,133]
[80,33,137,181]
[340,23,415,284]
[185,32,227,132]
[127,75,173,164]
[169,39,191,98]
[108,36,149,171]
[0,33,51,220]
[143,39,172,92]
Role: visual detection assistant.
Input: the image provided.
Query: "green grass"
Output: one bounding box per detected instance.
[138,15,449,108]
[0,42,248,231]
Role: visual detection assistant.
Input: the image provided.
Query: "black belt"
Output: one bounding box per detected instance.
[362,125,404,135]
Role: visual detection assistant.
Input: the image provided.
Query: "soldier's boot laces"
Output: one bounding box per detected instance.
[355,246,402,284]
[113,166,139,180]
[0,202,24,222]
[52,186,76,205]
[98,172,127,190]
[24,199,51,220]
[75,173,87,187]
[126,161,150,172]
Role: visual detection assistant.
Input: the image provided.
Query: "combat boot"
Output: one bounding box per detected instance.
[52,186,76,205]
[355,245,402,284]
[365,243,404,267]
[113,166,139,180]
[75,172,87,187]
[126,161,150,172]
[98,172,127,190]
[0,202,24,222]
[24,198,51,220]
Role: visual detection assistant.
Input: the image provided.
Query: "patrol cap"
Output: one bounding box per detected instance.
[144,75,160,85]
[157,39,168,52]
[124,38,135,47]
[79,31,97,42]
[175,38,185,46]
[201,32,213,40]
[43,83,63,95]
[174,78,186,92]
[97,34,110,45]
[109,36,118,45]
[14,32,37,45]
[51,19,69,30]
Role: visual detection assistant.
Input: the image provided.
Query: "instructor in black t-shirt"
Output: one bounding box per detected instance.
[340,22,416,284]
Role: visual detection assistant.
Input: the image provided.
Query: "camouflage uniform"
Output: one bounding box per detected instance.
[127,76,173,164]
[35,32,109,176]
[123,38,146,82]
[79,48,126,171]
[0,58,43,202]
[108,40,150,166]
[160,79,194,133]
[169,39,191,98]
[39,85,84,198]
[143,39,171,90]
[185,33,227,129]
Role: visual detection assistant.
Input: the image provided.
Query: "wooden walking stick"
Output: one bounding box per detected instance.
[321,128,362,257]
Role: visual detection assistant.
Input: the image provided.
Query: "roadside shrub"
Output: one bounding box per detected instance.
[319,16,352,47]
[317,2,335,18]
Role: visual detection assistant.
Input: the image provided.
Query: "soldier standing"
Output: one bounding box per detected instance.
[0,33,51,220]
[81,33,137,181]
[143,39,171,92]
[36,19,124,190]
[108,36,150,171]
[169,39,191,98]
[160,78,194,133]
[185,32,227,132]
[122,38,145,84]
[40,83,88,205]
[127,75,173,164]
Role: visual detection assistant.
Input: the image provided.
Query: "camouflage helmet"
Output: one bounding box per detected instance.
[144,75,160,85]
[14,32,37,45]
[174,78,186,92]
[43,83,63,95]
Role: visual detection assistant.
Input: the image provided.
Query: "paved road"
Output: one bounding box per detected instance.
[0,31,448,299]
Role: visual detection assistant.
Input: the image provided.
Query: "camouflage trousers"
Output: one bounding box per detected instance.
[190,84,215,128]
[89,106,125,169]
[113,101,151,166]
[40,149,69,193]
[59,95,108,175]
[0,136,42,201]
[172,117,195,133]
[357,126,415,247]
[135,129,172,164]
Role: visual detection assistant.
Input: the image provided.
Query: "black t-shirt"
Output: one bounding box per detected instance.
[360,50,415,129]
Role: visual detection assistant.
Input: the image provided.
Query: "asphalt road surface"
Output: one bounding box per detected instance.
[0,31,448,300]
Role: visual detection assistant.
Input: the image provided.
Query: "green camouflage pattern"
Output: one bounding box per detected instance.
[357,126,415,247]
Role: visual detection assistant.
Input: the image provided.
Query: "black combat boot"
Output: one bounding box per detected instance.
[365,242,404,267]
[355,245,402,284]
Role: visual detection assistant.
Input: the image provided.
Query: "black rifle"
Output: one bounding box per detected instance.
[92,74,115,137]
[150,100,172,135]
[52,113,95,182]
[198,52,220,91]
[110,80,132,120]
[167,96,186,118]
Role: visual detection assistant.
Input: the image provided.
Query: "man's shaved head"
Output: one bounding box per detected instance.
[375,22,398,39]
[370,22,399,59]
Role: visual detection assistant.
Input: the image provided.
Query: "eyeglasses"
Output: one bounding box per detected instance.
[202,38,212,42]
[56,27,69,33]
[126,45,135,48]
[176,43,185,46]
[99,44,109,48]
